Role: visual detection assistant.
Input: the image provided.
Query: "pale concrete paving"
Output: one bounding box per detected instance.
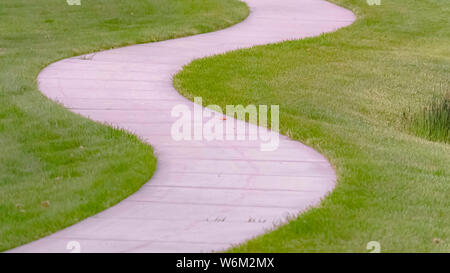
[10,0,355,252]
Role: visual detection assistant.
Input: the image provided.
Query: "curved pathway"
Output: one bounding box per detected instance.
[12,0,354,252]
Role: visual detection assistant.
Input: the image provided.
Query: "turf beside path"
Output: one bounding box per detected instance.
[0,0,248,251]
[174,0,450,252]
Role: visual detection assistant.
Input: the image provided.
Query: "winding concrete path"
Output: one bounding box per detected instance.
[11,0,354,253]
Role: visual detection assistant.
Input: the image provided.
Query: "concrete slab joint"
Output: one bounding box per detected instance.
[11,0,355,253]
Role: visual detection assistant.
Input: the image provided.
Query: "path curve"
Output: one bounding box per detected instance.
[12,0,355,253]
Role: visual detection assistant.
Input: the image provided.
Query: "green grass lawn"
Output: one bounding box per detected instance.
[0,0,248,251]
[174,0,450,252]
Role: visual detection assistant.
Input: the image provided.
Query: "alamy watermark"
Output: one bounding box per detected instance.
[66,240,81,253]
[366,0,381,6]
[366,241,381,253]
[171,97,280,151]
[66,0,81,6]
